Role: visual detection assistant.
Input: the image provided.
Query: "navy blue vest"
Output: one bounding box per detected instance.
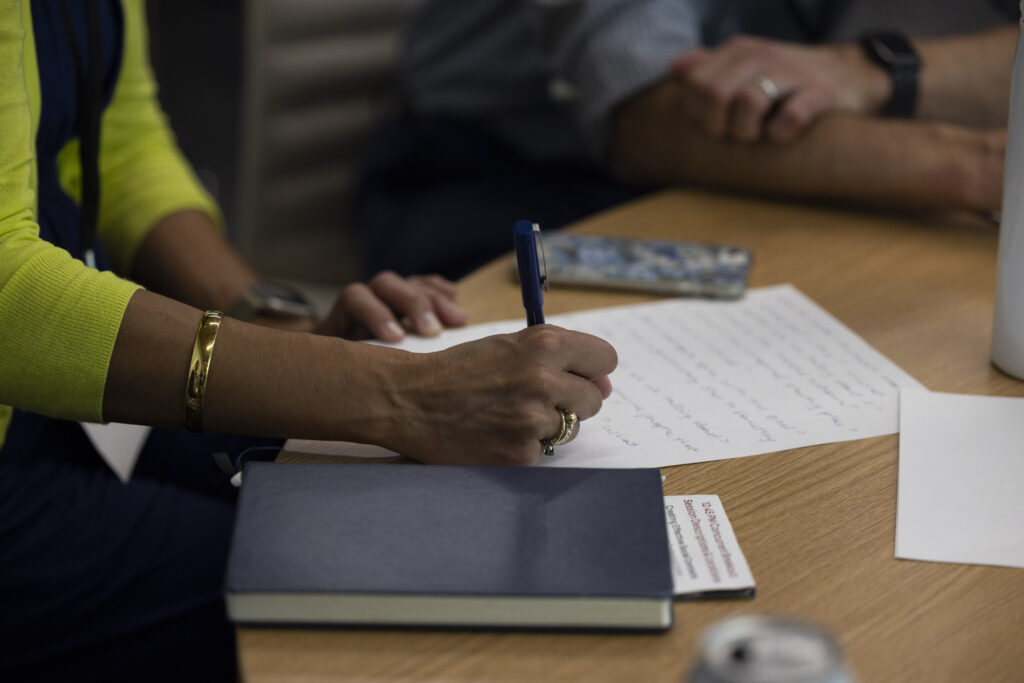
[3,1,122,459]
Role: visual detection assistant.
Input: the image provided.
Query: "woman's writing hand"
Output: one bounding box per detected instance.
[377,325,617,466]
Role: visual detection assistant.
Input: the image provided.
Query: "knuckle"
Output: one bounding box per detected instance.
[524,326,563,355]
[369,270,398,288]
[341,282,367,304]
[408,290,432,311]
[508,405,547,435]
[736,88,763,110]
[779,104,808,127]
[534,405,559,435]
[525,389,560,420]
[807,80,835,103]
[517,366,557,401]
[704,84,731,107]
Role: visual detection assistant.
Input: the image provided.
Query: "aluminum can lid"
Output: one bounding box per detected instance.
[690,615,854,683]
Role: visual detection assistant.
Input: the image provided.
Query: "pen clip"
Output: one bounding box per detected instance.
[533,223,549,291]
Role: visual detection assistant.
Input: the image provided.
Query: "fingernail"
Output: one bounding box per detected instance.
[383,321,405,340]
[417,311,443,336]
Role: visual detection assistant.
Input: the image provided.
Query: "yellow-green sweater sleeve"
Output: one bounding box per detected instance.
[1,0,221,448]
[59,0,224,276]
[0,1,140,438]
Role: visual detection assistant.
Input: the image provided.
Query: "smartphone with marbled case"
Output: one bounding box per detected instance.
[514,233,752,298]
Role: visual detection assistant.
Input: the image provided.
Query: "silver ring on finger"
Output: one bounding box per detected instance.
[751,74,780,101]
[541,408,578,456]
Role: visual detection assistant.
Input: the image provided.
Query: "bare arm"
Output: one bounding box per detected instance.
[916,25,1017,128]
[106,196,608,469]
[103,290,616,466]
[609,81,1005,212]
[129,209,258,312]
[129,209,467,340]
[104,291,399,438]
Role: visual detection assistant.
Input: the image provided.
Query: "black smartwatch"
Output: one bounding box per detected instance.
[860,32,921,118]
[227,281,318,321]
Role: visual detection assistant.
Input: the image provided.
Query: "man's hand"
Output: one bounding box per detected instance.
[671,36,890,143]
[314,271,467,341]
[609,80,1005,214]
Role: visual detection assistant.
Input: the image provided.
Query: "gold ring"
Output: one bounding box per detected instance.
[541,408,578,456]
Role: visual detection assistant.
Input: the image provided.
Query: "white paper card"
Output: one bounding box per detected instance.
[80,421,150,483]
[664,495,754,597]
[287,285,924,468]
[285,439,398,459]
[896,390,1024,569]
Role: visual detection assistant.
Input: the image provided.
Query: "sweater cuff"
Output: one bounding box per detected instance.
[0,247,141,423]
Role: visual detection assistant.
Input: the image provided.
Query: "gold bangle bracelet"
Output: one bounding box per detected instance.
[184,310,224,432]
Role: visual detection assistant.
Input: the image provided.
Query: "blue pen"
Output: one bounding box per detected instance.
[513,220,546,326]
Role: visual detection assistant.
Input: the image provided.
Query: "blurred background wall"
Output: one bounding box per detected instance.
[146,0,415,285]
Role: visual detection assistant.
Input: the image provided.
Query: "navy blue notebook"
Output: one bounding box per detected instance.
[225,463,673,630]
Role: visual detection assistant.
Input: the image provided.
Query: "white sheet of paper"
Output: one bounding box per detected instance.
[896,390,1024,569]
[80,421,150,483]
[664,495,754,597]
[285,284,924,468]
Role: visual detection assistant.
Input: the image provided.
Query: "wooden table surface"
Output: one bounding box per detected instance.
[239,189,1024,682]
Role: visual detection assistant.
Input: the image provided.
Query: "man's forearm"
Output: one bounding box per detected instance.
[916,25,1016,128]
[609,82,1004,212]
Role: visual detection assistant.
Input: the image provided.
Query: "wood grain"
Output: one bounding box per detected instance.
[240,190,1024,682]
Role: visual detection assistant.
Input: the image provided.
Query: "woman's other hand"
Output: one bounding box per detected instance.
[315,271,467,341]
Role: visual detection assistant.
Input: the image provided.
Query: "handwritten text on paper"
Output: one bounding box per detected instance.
[287,285,924,468]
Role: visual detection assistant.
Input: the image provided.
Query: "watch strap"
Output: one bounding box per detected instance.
[884,58,919,118]
[861,32,920,118]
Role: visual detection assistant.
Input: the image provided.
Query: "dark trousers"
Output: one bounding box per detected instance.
[0,411,280,682]
[354,115,648,281]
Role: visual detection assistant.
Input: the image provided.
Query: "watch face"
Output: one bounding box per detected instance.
[250,282,317,318]
[869,32,920,68]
